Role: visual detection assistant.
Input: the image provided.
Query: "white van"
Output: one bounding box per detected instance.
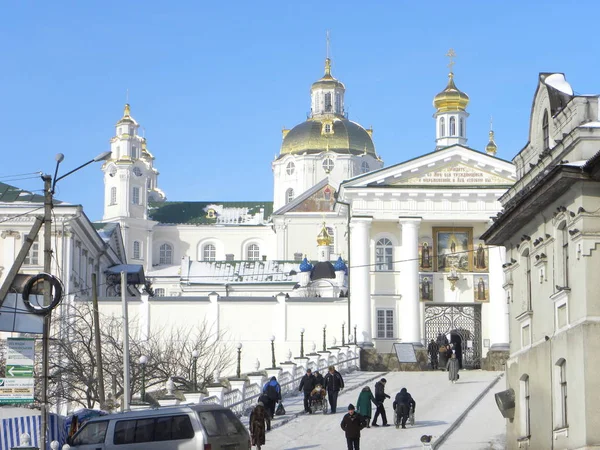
[66,404,251,450]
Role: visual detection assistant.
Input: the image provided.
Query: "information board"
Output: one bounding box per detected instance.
[393,343,417,363]
[0,378,34,404]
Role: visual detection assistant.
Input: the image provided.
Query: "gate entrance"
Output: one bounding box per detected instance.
[424,304,482,369]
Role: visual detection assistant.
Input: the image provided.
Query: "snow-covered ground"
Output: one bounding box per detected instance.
[260,370,504,449]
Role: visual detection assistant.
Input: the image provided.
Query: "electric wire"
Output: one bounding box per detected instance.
[0,171,42,180]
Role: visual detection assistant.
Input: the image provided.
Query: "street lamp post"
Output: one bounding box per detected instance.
[322,324,327,351]
[192,350,199,392]
[41,151,112,450]
[300,328,305,358]
[342,322,346,346]
[139,355,148,401]
[236,343,243,378]
[270,335,276,369]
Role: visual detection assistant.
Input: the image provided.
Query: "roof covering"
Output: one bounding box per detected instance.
[149,201,273,225]
[0,182,46,203]
[92,222,119,243]
[180,260,299,284]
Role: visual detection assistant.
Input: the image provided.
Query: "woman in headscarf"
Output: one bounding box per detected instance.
[356,386,376,428]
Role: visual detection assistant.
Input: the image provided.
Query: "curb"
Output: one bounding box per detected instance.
[269,371,388,431]
[431,373,504,449]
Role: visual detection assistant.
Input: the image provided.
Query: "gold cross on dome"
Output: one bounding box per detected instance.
[446,48,456,72]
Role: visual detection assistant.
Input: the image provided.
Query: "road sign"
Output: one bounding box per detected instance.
[0,378,34,404]
[7,337,35,367]
[5,365,34,378]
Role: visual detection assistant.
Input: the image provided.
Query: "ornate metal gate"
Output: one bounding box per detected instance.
[424,304,482,369]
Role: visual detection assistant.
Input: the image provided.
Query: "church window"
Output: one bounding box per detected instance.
[286,188,294,204]
[203,244,216,261]
[376,308,394,339]
[286,162,295,175]
[322,158,334,173]
[24,236,39,266]
[459,118,464,137]
[154,288,165,297]
[335,93,341,113]
[132,187,140,205]
[247,244,260,261]
[110,187,117,205]
[450,117,456,136]
[118,127,122,135]
[520,374,531,438]
[326,227,335,253]
[133,241,141,260]
[133,167,142,177]
[147,178,152,189]
[324,124,331,134]
[543,110,549,150]
[159,243,173,265]
[523,249,532,311]
[324,92,332,112]
[555,359,568,428]
[556,222,569,288]
[439,117,445,137]
[361,162,370,173]
[132,146,138,159]
[375,238,393,271]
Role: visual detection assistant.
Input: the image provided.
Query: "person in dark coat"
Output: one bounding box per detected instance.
[262,376,282,418]
[314,370,324,387]
[249,401,270,448]
[371,378,390,427]
[355,386,376,428]
[324,365,344,413]
[393,388,416,429]
[427,339,439,370]
[340,403,366,450]
[298,368,316,413]
[446,353,460,383]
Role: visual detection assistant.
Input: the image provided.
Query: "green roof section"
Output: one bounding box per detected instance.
[148,201,274,225]
[0,181,46,203]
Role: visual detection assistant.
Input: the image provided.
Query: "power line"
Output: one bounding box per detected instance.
[0,171,42,180]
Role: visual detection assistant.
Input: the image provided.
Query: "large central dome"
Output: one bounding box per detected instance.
[280,117,376,157]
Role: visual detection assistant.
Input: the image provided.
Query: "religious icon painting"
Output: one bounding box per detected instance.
[433,227,473,272]
[474,274,489,302]
[419,238,434,271]
[419,274,433,301]
[473,241,489,273]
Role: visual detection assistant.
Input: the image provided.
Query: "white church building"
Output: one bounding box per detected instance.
[96,54,515,372]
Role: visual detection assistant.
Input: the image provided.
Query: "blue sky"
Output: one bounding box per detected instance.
[2,1,600,220]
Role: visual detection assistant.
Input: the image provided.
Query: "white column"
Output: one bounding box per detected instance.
[488,245,509,350]
[399,219,421,345]
[349,217,372,346]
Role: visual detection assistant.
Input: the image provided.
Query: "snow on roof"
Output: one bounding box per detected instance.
[545,74,573,96]
[579,121,600,128]
[561,160,587,167]
[184,260,299,284]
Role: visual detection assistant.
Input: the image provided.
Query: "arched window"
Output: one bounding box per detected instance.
[375,238,393,271]
[557,222,569,288]
[324,92,332,112]
[361,161,370,173]
[131,146,138,159]
[450,117,456,136]
[439,117,445,137]
[203,244,216,261]
[159,243,173,265]
[286,161,295,175]
[132,187,140,205]
[110,187,117,205]
[326,226,335,253]
[555,359,568,428]
[286,188,294,204]
[459,118,464,137]
[543,110,549,150]
[520,374,531,437]
[133,241,141,260]
[522,249,532,311]
[247,244,260,261]
[335,93,341,113]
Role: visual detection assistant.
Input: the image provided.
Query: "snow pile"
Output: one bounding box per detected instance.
[545,74,573,96]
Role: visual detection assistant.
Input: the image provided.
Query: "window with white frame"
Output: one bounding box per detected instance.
[375,238,393,271]
[247,244,260,261]
[133,241,141,260]
[154,288,165,297]
[326,227,335,253]
[439,117,445,136]
[520,374,531,438]
[286,161,295,175]
[376,309,394,339]
[521,322,531,348]
[159,243,173,265]
[556,302,568,329]
[559,223,569,288]
[110,187,117,205]
[459,117,464,137]
[322,158,334,173]
[131,146,138,159]
[286,188,294,204]
[522,249,532,310]
[335,93,341,113]
[132,187,140,205]
[361,161,369,173]
[24,236,39,265]
[555,359,568,429]
[324,92,332,112]
[543,110,549,151]
[450,116,456,135]
[203,244,216,261]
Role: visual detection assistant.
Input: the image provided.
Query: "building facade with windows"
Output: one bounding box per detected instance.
[482,73,600,449]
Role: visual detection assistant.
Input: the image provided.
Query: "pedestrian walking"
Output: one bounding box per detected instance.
[427,339,439,370]
[298,368,316,413]
[262,376,282,418]
[340,404,366,450]
[356,386,376,428]
[313,370,324,387]
[324,365,344,413]
[371,378,390,427]
[392,388,416,429]
[249,401,270,449]
[446,353,460,383]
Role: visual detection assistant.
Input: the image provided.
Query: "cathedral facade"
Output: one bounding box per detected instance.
[97,54,514,370]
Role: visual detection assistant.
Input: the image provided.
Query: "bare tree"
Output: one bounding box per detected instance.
[46,301,233,409]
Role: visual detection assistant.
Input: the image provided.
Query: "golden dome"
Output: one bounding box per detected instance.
[311,58,345,91]
[279,117,376,157]
[486,130,497,156]
[433,73,470,113]
[317,223,332,246]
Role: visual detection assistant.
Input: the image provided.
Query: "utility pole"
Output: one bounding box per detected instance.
[121,271,130,411]
[41,174,52,450]
[92,273,106,406]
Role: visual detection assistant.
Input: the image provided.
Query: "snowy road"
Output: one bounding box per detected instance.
[264,370,502,450]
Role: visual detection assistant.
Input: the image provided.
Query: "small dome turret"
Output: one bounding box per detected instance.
[433,73,470,113]
[486,129,498,156]
[300,257,313,272]
[317,223,332,246]
[333,256,347,273]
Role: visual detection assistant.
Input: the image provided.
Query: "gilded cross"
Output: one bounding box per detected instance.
[446,48,456,72]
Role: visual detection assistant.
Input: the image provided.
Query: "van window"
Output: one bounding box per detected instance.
[72,421,109,445]
[197,410,246,437]
[114,415,194,445]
